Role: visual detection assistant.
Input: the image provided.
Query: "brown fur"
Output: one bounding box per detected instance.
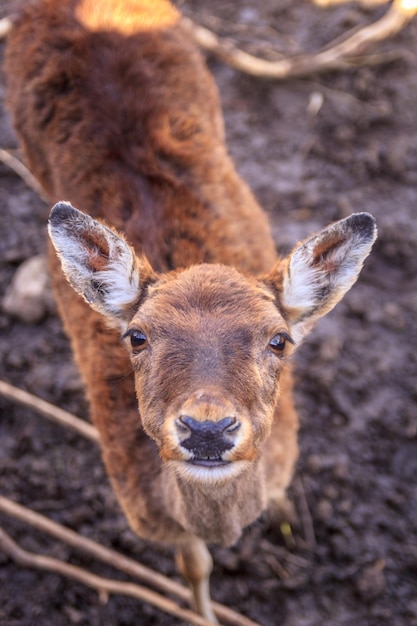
[5,0,376,619]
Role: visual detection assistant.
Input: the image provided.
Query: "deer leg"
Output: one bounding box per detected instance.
[176,537,218,623]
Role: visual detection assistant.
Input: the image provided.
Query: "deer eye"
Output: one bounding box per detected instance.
[124,329,148,352]
[269,332,294,355]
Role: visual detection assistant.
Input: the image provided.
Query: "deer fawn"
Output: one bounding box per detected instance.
[5,0,377,621]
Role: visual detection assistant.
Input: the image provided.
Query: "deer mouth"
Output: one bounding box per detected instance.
[170,457,251,485]
[188,457,230,468]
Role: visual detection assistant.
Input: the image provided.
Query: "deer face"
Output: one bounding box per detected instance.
[121,264,295,483]
[48,202,377,484]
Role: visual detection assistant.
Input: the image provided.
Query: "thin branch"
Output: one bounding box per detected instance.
[0,379,100,443]
[0,526,218,626]
[0,494,190,601]
[0,496,260,626]
[182,0,417,79]
[0,421,258,626]
[0,148,46,198]
[294,478,316,551]
[313,0,388,6]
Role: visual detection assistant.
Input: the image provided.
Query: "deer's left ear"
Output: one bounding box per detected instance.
[265,213,377,343]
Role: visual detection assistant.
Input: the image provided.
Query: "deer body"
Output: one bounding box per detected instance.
[5,0,377,621]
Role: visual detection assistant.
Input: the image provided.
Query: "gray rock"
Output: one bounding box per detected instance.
[2,255,54,323]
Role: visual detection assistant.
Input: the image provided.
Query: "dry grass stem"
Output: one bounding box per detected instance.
[295,478,317,550]
[0,379,99,443]
[2,2,417,80]
[313,0,388,6]
[0,526,219,626]
[0,496,261,626]
[0,394,259,626]
[183,0,417,79]
[0,148,46,198]
[0,494,191,600]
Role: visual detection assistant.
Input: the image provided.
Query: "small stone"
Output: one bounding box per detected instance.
[239,8,259,23]
[2,255,54,323]
[356,560,386,600]
[307,454,322,473]
[63,606,85,624]
[382,301,406,331]
[338,499,352,515]
[307,91,324,116]
[317,498,333,522]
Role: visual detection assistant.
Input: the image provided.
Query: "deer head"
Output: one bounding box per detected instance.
[48,202,376,485]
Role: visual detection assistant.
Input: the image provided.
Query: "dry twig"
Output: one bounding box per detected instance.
[0,390,259,626]
[182,0,417,79]
[313,0,387,6]
[0,494,188,600]
[0,379,99,443]
[0,148,46,198]
[2,1,417,80]
[0,496,261,626]
[294,478,317,551]
[0,526,218,626]
[0,495,261,626]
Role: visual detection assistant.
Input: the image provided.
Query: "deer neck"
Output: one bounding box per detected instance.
[162,461,267,546]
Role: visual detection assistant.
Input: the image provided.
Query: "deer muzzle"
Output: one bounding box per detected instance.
[176,415,241,466]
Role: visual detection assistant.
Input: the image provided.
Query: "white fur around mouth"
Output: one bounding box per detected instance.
[169,459,251,484]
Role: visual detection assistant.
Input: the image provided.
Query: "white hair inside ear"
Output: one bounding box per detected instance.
[48,202,142,328]
[279,213,377,342]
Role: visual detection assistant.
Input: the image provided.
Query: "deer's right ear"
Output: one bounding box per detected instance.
[48,202,152,326]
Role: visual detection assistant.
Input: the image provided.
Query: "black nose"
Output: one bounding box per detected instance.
[177,416,240,459]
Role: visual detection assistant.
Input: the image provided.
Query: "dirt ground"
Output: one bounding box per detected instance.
[1,1,417,625]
